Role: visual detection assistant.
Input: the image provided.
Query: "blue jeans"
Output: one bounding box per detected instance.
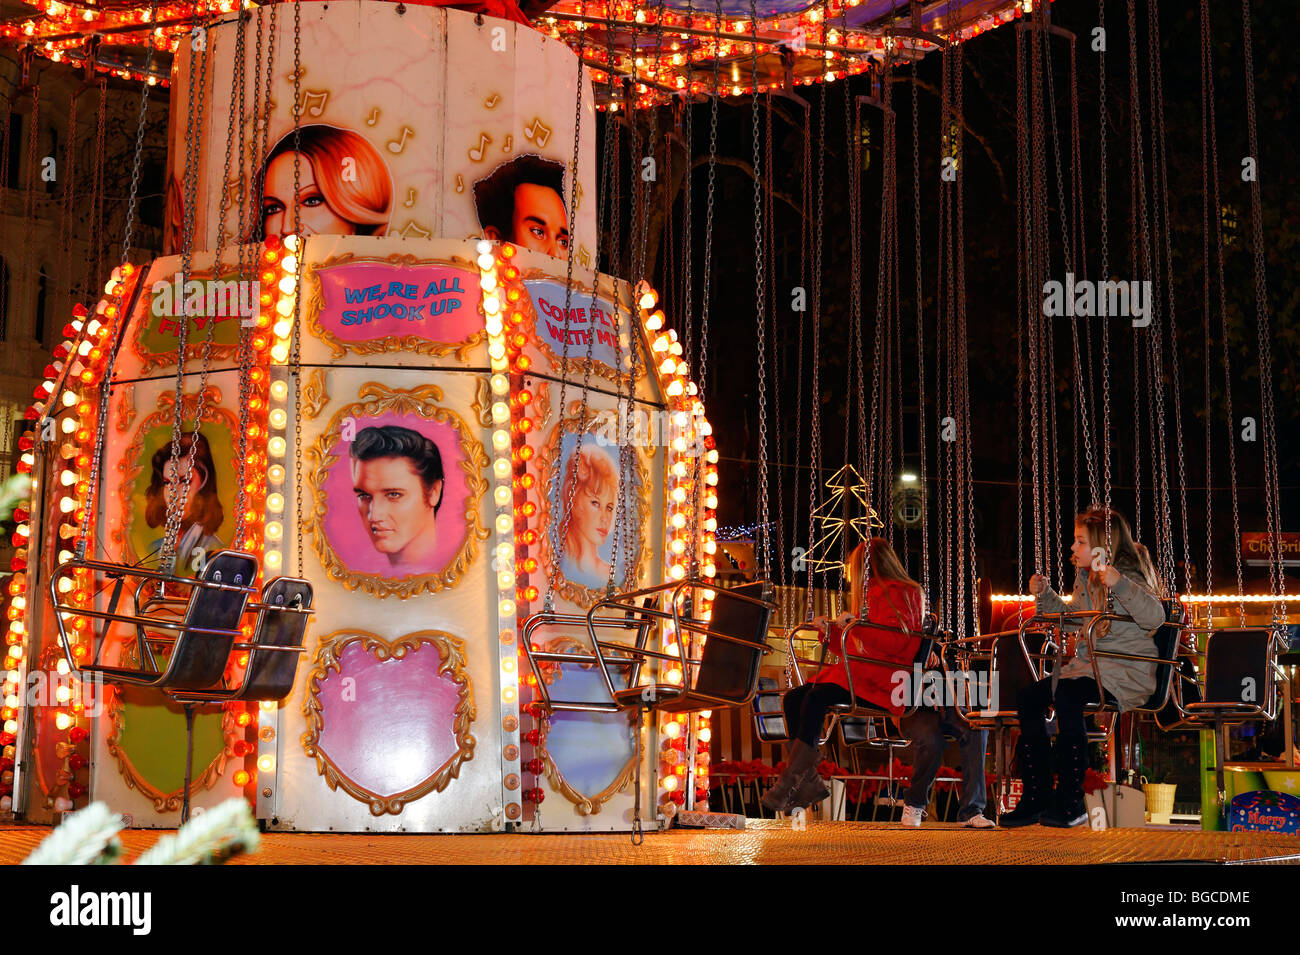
[900,707,988,820]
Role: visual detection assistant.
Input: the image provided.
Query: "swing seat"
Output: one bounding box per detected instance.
[820,612,940,725]
[521,608,657,714]
[47,550,259,690]
[593,581,775,713]
[752,677,789,742]
[1175,627,1282,813]
[582,579,775,841]
[166,576,314,704]
[1077,602,1186,740]
[1179,628,1281,725]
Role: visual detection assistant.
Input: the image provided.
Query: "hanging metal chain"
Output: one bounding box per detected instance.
[910,63,930,602]
[1239,0,1284,620]
[749,0,770,576]
[292,0,305,576]
[542,0,593,608]
[805,0,827,615]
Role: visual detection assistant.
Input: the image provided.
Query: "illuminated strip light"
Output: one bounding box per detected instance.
[243,234,292,813]
[482,240,523,827]
[3,263,139,811]
[991,594,1074,603]
[1180,594,1300,605]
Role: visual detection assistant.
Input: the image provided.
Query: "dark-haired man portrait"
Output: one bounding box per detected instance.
[472,154,569,257]
[349,424,445,572]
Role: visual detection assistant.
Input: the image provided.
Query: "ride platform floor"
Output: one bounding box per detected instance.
[3,820,1299,865]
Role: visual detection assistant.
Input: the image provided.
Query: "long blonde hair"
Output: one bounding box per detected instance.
[846,537,920,617]
[1076,505,1161,636]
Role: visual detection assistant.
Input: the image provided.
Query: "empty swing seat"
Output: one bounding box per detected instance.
[1181,628,1279,724]
[752,676,789,742]
[165,576,315,704]
[596,581,774,712]
[47,550,259,690]
[521,609,658,714]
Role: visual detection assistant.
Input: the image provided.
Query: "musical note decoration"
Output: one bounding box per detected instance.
[523,117,552,149]
[503,134,513,154]
[365,107,380,126]
[396,220,433,239]
[467,132,492,162]
[387,127,414,155]
[302,89,329,117]
[403,187,417,208]
[455,174,465,194]
[483,92,501,109]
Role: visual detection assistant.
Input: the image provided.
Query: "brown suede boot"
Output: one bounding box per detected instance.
[761,740,821,813]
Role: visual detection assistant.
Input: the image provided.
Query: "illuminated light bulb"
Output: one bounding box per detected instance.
[483,295,501,315]
[56,685,71,704]
[499,598,516,617]
[663,720,682,738]
[652,335,670,354]
[495,514,513,534]
[54,712,72,731]
[703,562,717,577]
[257,754,276,773]
[698,727,712,743]
[282,234,300,253]
[671,487,687,504]
[270,344,289,363]
[671,436,688,453]
[706,450,719,464]
[705,471,719,486]
[639,291,656,310]
[670,564,686,580]
[269,409,288,429]
[490,373,509,395]
[491,402,509,424]
[704,494,718,509]
[273,320,292,338]
[233,770,251,787]
[476,239,493,256]
[704,540,717,555]
[704,518,717,532]
[268,464,285,484]
[493,458,511,479]
[265,522,283,542]
[270,380,289,401]
[60,418,75,434]
[61,391,77,408]
[488,342,507,362]
[670,539,687,555]
[498,571,515,589]
[58,496,75,513]
[275,296,295,317]
[671,513,687,530]
[659,358,676,376]
[265,551,282,570]
[494,486,511,506]
[502,686,517,704]
[59,471,76,487]
[662,775,679,791]
[666,381,684,398]
[4,719,18,734]
[669,342,683,358]
[281,255,299,275]
[477,253,495,270]
[492,430,510,451]
[268,437,287,457]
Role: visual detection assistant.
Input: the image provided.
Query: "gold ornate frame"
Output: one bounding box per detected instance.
[112,386,241,564]
[304,252,486,360]
[304,382,489,599]
[104,635,238,813]
[537,635,636,815]
[537,401,653,609]
[129,265,243,373]
[301,629,476,816]
[515,268,646,388]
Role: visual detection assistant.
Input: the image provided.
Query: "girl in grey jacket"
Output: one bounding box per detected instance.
[1001,506,1166,828]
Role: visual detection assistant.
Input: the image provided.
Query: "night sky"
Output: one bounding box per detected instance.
[611,0,1298,599]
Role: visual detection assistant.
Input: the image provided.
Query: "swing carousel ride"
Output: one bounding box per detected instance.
[0,0,1295,859]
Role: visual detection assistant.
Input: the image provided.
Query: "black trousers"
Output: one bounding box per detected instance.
[782,682,854,746]
[1016,676,1115,739]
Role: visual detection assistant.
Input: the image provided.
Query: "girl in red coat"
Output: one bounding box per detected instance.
[763,537,925,813]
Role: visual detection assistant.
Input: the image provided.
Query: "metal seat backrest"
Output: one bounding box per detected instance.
[1136,622,1180,711]
[689,583,771,705]
[239,577,314,702]
[159,551,258,692]
[752,676,788,741]
[1203,628,1274,708]
[985,630,1044,716]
